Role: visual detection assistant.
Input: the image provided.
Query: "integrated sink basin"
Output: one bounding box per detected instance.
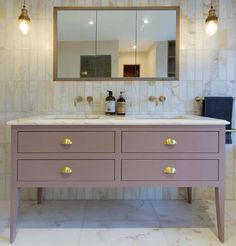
[41,114,194,120]
[7,114,229,125]
[43,115,101,120]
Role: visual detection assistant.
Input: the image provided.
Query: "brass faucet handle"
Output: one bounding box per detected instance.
[74,96,83,106]
[87,96,93,103]
[159,96,166,103]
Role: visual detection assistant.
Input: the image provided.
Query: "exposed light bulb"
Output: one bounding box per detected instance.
[205,20,218,36]
[143,18,149,24]
[205,1,218,36]
[18,19,30,35]
[18,2,30,36]
[89,20,94,25]
[132,45,136,49]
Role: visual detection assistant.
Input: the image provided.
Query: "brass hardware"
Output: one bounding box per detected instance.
[159,96,166,103]
[148,96,157,102]
[60,166,73,174]
[148,96,166,105]
[74,96,83,106]
[195,96,236,102]
[226,128,236,133]
[163,166,176,174]
[80,71,88,76]
[164,138,177,145]
[87,96,93,103]
[195,96,204,102]
[61,138,73,145]
[148,96,159,106]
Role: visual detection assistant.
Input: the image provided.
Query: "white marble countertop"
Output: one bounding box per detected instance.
[7,114,229,126]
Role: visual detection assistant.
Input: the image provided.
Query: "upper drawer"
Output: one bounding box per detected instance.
[122,131,219,153]
[18,131,115,153]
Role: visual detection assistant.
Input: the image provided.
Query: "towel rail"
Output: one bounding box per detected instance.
[226,129,236,133]
[195,96,235,133]
[195,96,236,102]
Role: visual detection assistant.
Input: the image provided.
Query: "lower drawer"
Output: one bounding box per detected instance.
[122,159,219,181]
[18,160,115,181]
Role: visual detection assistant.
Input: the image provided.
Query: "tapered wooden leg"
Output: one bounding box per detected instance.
[37,188,43,204]
[10,187,20,243]
[187,187,192,204]
[215,186,224,243]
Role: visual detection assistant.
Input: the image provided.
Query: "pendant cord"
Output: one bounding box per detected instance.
[134,10,137,66]
[23,0,26,8]
[211,0,213,8]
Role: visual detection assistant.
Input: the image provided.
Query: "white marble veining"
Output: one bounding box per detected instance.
[1,200,236,245]
[0,0,236,200]
[7,114,229,126]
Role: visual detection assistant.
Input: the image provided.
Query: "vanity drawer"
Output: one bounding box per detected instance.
[122,159,219,181]
[122,131,218,153]
[17,131,115,153]
[17,160,115,181]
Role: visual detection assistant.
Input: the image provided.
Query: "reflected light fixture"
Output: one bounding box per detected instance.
[18,0,31,35]
[89,20,94,25]
[143,18,149,24]
[205,0,218,36]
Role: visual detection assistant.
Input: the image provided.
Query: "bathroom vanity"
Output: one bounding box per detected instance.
[8,115,228,243]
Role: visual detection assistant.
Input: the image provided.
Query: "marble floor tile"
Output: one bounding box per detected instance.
[225,200,236,220]
[0,227,81,246]
[162,228,223,246]
[85,200,158,222]
[0,200,236,245]
[19,201,86,223]
[78,221,169,246]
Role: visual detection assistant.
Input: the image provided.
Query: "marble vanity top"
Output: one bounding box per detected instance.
[7,114,229,126]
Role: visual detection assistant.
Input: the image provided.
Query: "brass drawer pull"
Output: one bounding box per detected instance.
[61,138,73,145]
[60,166,73,174]
[164,138,177,145]
[163,166,176,174]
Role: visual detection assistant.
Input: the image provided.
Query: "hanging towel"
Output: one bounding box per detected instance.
[203,97,233,144]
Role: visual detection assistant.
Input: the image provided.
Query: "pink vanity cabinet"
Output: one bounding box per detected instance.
[10,124,225,243]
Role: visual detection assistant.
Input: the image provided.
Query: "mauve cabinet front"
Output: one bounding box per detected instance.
[10,125,225,243]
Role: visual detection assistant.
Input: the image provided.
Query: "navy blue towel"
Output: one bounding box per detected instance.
[203,97,233,144]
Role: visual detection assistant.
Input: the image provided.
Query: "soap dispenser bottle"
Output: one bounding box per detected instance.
[105,90,116,115]
[117,91,126,116]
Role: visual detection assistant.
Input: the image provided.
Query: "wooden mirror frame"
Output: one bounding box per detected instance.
[53,6,180,81]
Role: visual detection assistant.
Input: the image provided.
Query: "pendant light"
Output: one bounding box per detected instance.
[18,0,31,35]
[205,0,218,36]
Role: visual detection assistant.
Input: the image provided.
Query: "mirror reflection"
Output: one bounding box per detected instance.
[57,10,96,78]
[136,10,176,78]
[55,8,178,80]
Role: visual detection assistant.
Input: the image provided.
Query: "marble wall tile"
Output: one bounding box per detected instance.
[0,0,236,201]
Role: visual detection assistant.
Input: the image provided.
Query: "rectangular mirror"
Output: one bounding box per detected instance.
[54,7,179,81]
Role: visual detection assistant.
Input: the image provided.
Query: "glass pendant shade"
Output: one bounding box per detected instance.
[18,4,30,35]
[205,3,218,36]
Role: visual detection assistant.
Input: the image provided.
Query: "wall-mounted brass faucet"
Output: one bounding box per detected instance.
[148,96,166,105]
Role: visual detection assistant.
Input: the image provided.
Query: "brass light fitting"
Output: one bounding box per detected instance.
[205,0,218,36]
[18,0,31,35]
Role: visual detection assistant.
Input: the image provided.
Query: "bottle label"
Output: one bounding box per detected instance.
[117,102,126,114]
[106,101,116,113]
